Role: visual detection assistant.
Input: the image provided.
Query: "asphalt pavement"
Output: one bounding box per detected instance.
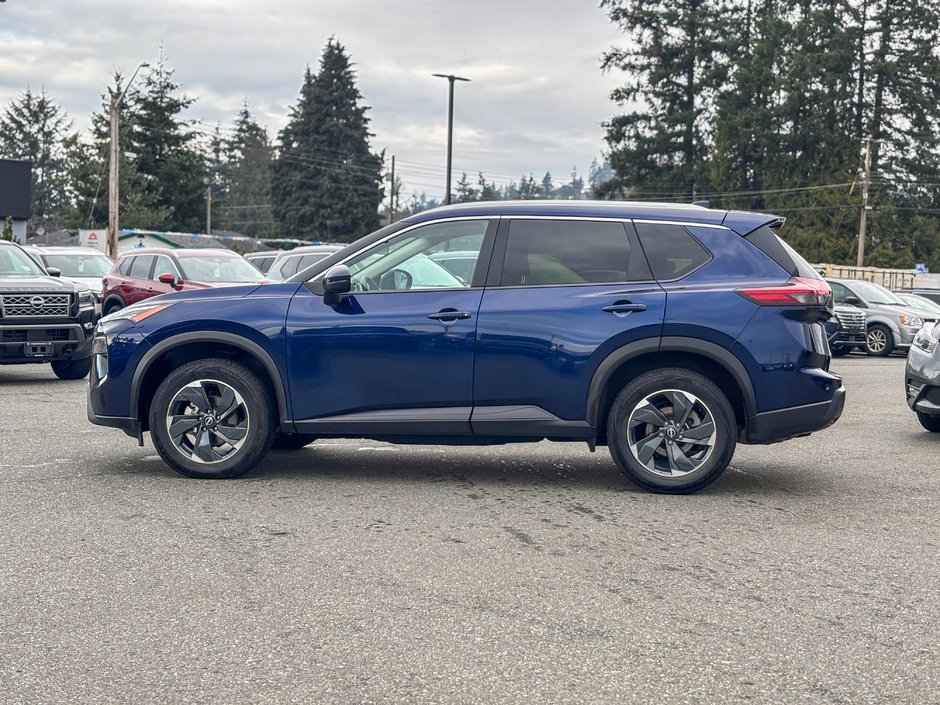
[0,355,937,704]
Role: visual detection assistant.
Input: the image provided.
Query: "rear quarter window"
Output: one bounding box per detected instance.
[745,226,822,280]
[634,223,711,281]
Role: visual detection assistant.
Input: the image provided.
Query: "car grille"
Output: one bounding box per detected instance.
[834,309,866,332]
[0,294,72,317]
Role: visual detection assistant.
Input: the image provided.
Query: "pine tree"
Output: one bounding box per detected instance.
[454,172,478,202]
[600,0,731,200]
[134,50,207,232]
[1,216,13,241]
[271,39,384,241]
[215,104,276,237]
[0,87,74,228]
[539,172,555,198]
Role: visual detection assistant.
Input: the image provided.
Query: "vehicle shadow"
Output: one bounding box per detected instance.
[0,369,78,386]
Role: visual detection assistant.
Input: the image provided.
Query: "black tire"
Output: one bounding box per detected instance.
[866,324,894,356]
[51,357,92,380]
[149,358,276,479]
[607,367,737,494]
[104,299,124,316]
[917,412,940,432]
[271,434,317,451]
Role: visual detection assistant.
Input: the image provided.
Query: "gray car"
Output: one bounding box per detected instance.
[265,245,344,282]
[905,322,940,431]
[826,277,938,356]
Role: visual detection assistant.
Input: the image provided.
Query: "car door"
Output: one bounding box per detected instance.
[150,254,183,297]
[286,218,497,435]
[115,254,155,306]
[472,218,666,433]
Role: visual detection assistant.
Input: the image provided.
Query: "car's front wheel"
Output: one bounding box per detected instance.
[607,368,737,494]
[149,358,276,478]
[916,412,940,432]
[51,357,91,380]
[866,325,894,356]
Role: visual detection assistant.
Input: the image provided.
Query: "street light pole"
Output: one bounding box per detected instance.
[432,73,470,205]
[107,62,149,259]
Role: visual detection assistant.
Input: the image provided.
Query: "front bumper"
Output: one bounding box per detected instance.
[0,318,95,364]
[905,345,940,414]
[831,330,866,348]
[86,391,141,439]
[746,370,846,443]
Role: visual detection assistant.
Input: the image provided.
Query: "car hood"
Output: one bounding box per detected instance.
[64,276,102,291]
[0,275,86,294]
[147,281,293,304]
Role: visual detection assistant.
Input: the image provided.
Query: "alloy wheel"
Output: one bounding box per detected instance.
[165,379,250,464]
[626,389,717,477]
[867,328,887,354]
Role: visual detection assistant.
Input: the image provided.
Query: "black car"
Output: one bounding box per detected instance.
[898,288,940,306]
[0,240,96,379]
[826,304,867,356]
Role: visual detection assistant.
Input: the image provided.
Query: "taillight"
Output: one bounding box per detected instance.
[736,277,831,307]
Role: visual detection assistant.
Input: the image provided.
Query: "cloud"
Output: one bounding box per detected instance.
[0,0,626,198]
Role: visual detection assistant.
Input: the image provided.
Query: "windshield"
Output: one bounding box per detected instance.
[44,253,113,277]
[850,280,905,305]
[178,255,263,283]
[898,293,940,314]
[0,246,45,276]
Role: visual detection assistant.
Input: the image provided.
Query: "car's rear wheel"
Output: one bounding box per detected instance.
[866,325,894,356]
[607,368,737,494]
[51,357,91,380]
[149,358,276,479]
[916,412,940,432]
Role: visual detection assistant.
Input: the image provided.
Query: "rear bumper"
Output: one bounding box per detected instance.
[746,382,846,444]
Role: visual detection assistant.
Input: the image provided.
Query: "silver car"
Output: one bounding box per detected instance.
[905,322,940,431]
[827,277,938,356]
[265,245,344,282]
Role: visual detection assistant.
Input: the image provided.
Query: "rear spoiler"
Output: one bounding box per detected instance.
[721,211,786,236]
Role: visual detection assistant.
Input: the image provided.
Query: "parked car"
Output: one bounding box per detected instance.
[428,250,480,285]
[101,248,266,315]
[23,245,113,315]
[825,304,868,356]
[905,322,940,431]
[898,288,940,306]
[826,277,938,356]
[243,252,277,275]
[895,292,940,317]
[265,245,344,282]
[88,200,844,494]
[0,240,96,379]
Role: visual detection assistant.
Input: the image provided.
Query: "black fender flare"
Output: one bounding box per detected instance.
[130,331,290,426]
[585,336,757,427]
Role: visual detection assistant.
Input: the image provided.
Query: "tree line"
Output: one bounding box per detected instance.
[599,0,940,269]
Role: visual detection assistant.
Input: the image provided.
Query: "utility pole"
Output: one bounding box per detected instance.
[432,73,470,205]
[387,155,396,225]
[856,138,873,267]
[205,177,212,235]
[107,62,149,259]
[107,92,120,259]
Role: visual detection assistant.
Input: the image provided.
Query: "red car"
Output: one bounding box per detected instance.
[101,248,265,315]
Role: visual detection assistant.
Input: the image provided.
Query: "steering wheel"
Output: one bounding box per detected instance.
[379,269,413,290]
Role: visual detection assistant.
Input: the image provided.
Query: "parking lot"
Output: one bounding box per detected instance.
[0,355,937,704]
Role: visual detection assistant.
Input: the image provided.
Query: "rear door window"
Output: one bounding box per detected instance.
[128,255,155,279]
[634,223,711,281]
[498,219,650,287]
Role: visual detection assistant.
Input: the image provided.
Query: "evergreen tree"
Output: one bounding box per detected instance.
[454,172,479,202]
[600,0,731,200]
[517,174,539,199]
[215,104,276,237]
[0,87,74,228]
[134,51,207,232]
[477,172,500,201]
[539,172,556,198]
[271,39,384,241]
[65,72,167,230]
[1,216,13,241]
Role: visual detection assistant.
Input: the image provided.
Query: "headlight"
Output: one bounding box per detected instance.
[913,324,938,354]
[101,301,175,325]
[899,314,924,328]
[78,290,95,308]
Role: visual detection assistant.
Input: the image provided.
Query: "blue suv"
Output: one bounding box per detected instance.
[88,201,844,493]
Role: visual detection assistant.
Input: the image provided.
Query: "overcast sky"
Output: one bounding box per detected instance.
[0,1,626,202]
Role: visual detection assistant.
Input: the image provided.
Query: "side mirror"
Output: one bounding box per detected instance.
[845,296,862,306]
[322,265,351,306]
[46,267,61,277]
[158,272,181,289]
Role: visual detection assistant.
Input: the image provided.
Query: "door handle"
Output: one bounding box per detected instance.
[602,301,646,315]
[428,309,472,321]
